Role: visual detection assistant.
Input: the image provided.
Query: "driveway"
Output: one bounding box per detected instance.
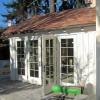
[0,80,43,100]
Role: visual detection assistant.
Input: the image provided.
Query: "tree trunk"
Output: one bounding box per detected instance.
[50,0,55,13]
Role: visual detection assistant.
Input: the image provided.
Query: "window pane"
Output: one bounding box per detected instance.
[61,48,68,56]
[61,57,68,65]
[68,48,73,56]
[35,63,38,70]
[33,56,38,62]
[50,66,53,72]
[20,48,24,54]
[68,66,74,73]
[34,40,38,47]
[30,41,33,46]
[68,75,74,83]
[21,55,24,58]
[30,63,35,69]
[68,39,73,47]
[46,48,49,57]
[33,48,38,55]
[30,49,34,56]
[50,48,53,56]
[20,61,25,68]
[30,70,34,77]
[61,39,67,47]
[50,57,53,65]
[68,57,74,65]
[61,39,66,44]
[46,57,49,66]
[61,66,67,74]
[61,74,67,82]
[50,39,53,47]
[35,71,38,77]
[17,41,20,47]
[21,41,24,47]
[22,69,25,75]
[46,40,49,47]
[46,71,49,78]
[17,48,20,54]
[29,57,33,62]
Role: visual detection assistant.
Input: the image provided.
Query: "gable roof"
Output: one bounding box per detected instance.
[3,7,96,36]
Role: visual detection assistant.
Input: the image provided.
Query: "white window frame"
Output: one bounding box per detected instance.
[27,36,42,85]
[57,34,77,86]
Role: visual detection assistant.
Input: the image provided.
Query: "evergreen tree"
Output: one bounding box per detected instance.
[2,0,87,24]
[59,0,86,11]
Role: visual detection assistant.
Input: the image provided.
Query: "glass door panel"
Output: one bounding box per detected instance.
[28,37,41,85]
[43,37,56,94]
[45,39,54,84]
[17,41,25,75]
[16,39,27,81]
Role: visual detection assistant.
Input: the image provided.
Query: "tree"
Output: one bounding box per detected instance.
[59,0,86,11]
[2,0,50,23]
[2,0,34,23]
[2,0,88,24]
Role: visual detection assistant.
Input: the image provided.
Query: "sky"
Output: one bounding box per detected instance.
[0,0,15,28]
[0,0,62,28]
[0,0,10,28]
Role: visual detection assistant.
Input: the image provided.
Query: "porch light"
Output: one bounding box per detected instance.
[81,27,84,31]
[63,30,67,33]
[48,32,51,34]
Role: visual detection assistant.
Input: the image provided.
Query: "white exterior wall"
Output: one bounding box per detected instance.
[75,31,96,94]
[9,30,96,95]
[9,38,16,80]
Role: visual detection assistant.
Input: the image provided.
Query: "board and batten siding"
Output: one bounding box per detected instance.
[9,31,96,95]
[75,31,96,94]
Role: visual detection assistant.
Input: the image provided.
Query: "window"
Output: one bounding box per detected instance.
[17,41,25,75]
[61,39,74,83]
[29,40,39,77]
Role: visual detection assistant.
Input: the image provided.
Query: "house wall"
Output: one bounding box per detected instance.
[55,31,96,89]
[75,31,96,94]
[9,38,16,80]
[9,29,96,95]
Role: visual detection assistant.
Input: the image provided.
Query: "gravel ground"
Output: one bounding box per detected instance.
[0,80,43,100]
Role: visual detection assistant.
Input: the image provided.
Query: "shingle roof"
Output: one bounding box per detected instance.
[3,7,96,36]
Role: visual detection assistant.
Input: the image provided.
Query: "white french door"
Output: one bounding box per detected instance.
[15,37,41,85]
[42,35,56,94]
[58,35,76,86]
[27,37,41,85]
[16,38,27,81]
